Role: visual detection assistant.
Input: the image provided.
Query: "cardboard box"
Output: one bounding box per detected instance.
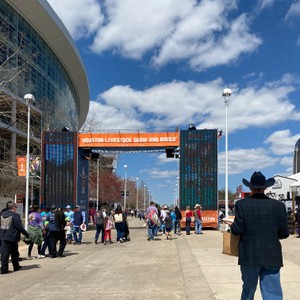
[222,231,240,256]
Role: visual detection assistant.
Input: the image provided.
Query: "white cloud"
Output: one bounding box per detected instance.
[285,0,300,20]
[280,156,293,168]
[87,101,144,131]
[256,0,275,10]
[264,130,300,155]
[154,13,261,71]
[90,0,193,59]
[218,148,279,175]
[156,153,179,165]
[48,0,103,40]
[49,0,262,71]
[143,168,179,179]
[87,74,299,134]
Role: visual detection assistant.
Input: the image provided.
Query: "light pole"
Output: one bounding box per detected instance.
[96,156,100,211]
[177,176,180,207]
[174,188,177,206]
[24,93,35,230]
[123,164,128,209]
[143,184,146,210]
[136,177,139,209]
[222,88,232,228]
[148,189,151,206]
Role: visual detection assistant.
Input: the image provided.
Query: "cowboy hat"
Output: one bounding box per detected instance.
[242,171,275,189]
[194,204,200,208]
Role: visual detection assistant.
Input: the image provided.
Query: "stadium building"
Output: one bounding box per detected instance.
[0,0,90,201]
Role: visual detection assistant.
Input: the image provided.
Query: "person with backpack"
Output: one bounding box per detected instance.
[160,205,169,235]
[0,202,30,274]
[146,201,159,241]
[174,206,182,236]
[164,211,173,240]
[47,205,66,258]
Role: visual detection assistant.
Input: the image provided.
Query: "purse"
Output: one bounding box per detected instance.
[222,231,240,256]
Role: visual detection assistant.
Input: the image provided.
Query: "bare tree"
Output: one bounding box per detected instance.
[80,112,103,133]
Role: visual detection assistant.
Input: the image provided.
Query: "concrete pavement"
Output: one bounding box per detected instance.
[1,218,299,300]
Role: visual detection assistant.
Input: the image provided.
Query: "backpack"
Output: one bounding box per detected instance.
[149,209,159,225]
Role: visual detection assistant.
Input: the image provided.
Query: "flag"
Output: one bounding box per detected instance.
[17,156,26,176]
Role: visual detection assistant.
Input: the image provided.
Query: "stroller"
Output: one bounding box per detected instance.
[123,219,130,241]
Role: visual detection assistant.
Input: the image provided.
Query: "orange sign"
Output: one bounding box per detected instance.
[78,132,180,148]
[180,210,219,229]
[17,156,26,177]
[201,210,219,228]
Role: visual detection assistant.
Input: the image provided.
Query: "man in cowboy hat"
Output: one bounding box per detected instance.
[193,204,203,234]
[227,171,289,300]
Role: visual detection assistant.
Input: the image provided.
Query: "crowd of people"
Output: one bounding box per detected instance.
[0,201,135,274]
[143,201,204,241]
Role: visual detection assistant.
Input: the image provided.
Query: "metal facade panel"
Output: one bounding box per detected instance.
[179,129,218,210]
[41,131,78,208]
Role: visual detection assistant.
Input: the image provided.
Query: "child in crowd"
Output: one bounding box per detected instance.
[64,217,72,243]
[104,216,114,245]
[164,211,173,240]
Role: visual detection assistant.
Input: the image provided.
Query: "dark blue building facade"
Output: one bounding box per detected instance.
[179,129,218,210]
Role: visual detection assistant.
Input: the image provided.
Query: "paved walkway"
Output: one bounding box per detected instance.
[1,218,299,299]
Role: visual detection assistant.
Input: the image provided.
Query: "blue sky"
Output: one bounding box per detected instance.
[48,0,300,205]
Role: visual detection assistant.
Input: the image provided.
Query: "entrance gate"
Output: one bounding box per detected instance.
[41,130,219,228]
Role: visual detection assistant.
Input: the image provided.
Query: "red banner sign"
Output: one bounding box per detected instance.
[17,156,26,177]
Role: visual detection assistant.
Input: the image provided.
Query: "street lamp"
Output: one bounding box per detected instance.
[143,184,146,210]
[96,156,100,211]
[148,189,151,206]
[222,88,232,227]
[136,177,139,209]
[24,93,35,230]
[177,176,180,207]
[124,165,128,209]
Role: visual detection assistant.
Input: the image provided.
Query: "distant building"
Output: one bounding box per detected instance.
[294,138,300,174]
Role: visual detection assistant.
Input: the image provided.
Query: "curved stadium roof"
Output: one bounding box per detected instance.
[6,0,90,128]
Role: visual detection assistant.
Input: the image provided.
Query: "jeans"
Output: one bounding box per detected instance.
[240,265,282,300]
[40,234,50,255]
[148,224,156,240]
[73,226,82,243]
[194,219,202,234]
[154,224,159,236]
[94,224,105,242]
[115,222,124,241]
[186,217,191,234]
[174,220,180,234]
